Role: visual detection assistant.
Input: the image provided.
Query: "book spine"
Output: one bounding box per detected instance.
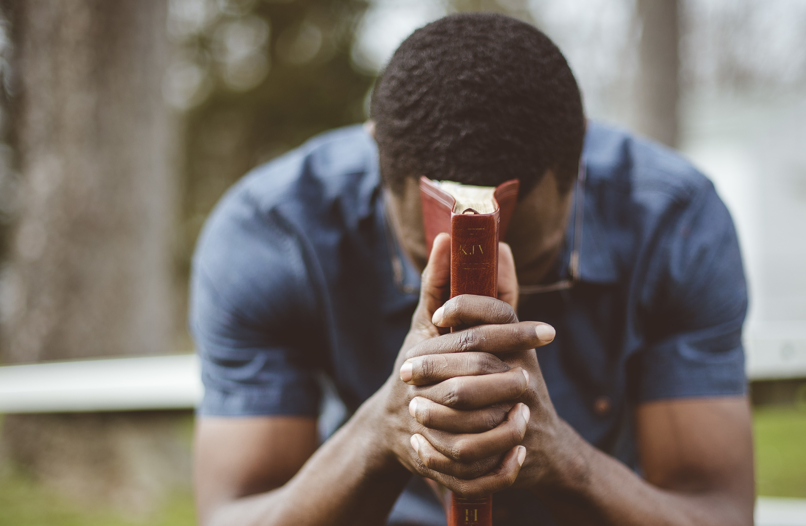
[448,210,499,526]
[450,212,499,299]
[447,495,493,526]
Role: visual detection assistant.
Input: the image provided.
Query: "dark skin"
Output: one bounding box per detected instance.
[195,161,755,525]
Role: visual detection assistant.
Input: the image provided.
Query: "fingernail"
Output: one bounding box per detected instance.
[535,324,556,342]
[410,434,421,453]
[432,306,445,326]
[517,446,526,466]
[520,404,530,425]
[400,361,413,382]
[409,398,419,417]
[521,369,529,384]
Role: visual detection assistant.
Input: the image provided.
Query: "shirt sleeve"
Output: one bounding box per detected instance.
[636,183,748,402]
[189,184,326,417]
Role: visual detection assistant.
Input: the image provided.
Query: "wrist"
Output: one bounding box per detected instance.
[349,381,410,476]
[528,418,594,496]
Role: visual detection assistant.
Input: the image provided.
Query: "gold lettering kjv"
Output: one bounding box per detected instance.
[459,245,484,255]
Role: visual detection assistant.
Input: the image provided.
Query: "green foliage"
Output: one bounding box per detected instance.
[754,405,806,498]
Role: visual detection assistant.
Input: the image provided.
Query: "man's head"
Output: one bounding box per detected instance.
[372,13,585,282]
[371,13,585,197]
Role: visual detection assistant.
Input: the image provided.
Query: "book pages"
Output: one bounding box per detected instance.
[433,180,497,214]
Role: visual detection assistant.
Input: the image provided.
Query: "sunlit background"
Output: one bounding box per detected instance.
[0,0,804,524]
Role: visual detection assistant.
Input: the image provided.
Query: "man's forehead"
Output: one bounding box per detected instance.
[386,177,423,217]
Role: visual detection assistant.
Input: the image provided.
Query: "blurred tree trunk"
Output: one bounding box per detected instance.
[0,0,185,513]
[633,0,680,148]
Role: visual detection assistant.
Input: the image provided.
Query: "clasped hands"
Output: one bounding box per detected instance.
[378,234,563,499]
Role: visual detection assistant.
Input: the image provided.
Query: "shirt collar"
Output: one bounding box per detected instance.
[559,160,620,285]
[357,130,381,221]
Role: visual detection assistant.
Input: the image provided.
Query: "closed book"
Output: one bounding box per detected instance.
[419,176,520,526]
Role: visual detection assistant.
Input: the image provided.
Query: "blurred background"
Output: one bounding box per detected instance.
[0,0,804,524]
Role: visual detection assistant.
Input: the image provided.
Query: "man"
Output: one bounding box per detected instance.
[190,13,754,526]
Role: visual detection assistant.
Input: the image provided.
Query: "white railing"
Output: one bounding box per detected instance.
[0,354,201,413]
[756,497,806,526]
[745,324,806,381]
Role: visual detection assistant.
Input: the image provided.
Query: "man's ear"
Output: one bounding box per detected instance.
[364,120,376,139]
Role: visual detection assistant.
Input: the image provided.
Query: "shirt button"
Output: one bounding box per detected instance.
[594,396,611,415]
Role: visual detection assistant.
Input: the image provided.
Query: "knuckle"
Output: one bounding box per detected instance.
[457,329,478,353]
[480,353,503,374]
[418,356,435,379]
[410,448,428,473]
[447,295,463,316]
[493,301,517,323]
[508,420,525,445]
[483,410,501,431]
[441,380,463,407]
[508,371,528,396]
[451,438,474,462]
[418,448,436,469]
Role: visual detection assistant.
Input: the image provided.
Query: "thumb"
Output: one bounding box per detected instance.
[498,242,519,312]
[412,232,451,333]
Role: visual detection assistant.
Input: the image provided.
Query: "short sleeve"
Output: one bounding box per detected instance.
[637,184,748,402]
[189,184,326,417]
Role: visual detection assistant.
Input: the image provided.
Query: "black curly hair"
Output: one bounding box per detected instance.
[371,13,585,196]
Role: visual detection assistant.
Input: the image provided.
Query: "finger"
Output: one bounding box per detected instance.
[413,233,451,331]
[420,403,530,463]
[414,369,529,410]
[407,322,554,360]
[497,242,519,312]
[411,433,503,479]
[432,294,516,328]
[400,352,509,385]
[409,397,512,433]
[420,444,527,499]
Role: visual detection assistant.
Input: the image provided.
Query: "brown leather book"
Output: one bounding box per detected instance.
[419,176,520,526]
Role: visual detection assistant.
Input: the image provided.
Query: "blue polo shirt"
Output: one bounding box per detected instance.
[189,122,747,526]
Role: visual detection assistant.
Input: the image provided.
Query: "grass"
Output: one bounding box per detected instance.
[0,406,803,525]
[754,405,806,498]
[0,470,196,526]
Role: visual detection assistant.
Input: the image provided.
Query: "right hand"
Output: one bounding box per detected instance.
[371,233,555,498]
